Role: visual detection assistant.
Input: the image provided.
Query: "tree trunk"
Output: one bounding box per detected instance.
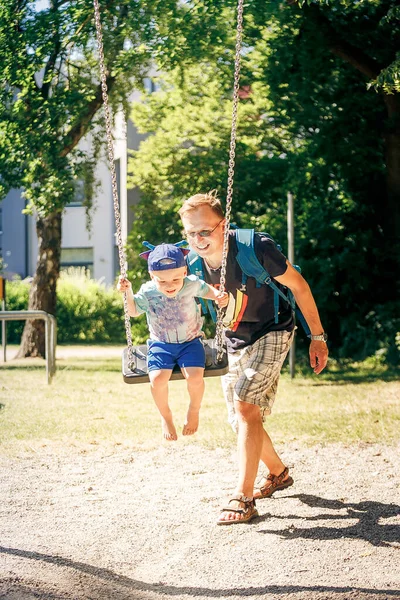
[16,211,62,358]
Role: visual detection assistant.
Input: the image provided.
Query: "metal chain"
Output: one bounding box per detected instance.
[93,0,134,359]
[215,0,244,359]
[93,0,243,363]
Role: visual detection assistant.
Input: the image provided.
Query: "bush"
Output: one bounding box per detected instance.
[2,279,30,343]
[3,269,148,345]
[4,269,399,366]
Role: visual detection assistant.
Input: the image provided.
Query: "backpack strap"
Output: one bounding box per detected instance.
[187,249,218,322]
[235,229,291,324]
[234,229,268,286]
[187,232,311,336]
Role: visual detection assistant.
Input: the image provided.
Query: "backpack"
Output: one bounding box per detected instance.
[187,228,310,337]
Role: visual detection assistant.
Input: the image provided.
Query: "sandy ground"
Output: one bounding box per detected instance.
[1,440,399,600]
[2,346,399,598]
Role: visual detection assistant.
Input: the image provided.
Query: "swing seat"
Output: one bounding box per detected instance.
[122,338,229,384]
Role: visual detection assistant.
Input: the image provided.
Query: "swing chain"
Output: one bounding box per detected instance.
[216,0,244,360]
[93,0,135,363]
[93,0,243,366]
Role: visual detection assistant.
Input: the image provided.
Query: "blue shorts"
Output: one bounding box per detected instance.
[147,338,205,372]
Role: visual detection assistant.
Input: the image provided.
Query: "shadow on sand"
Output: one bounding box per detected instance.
[1,545,399,599]
[257,494,400,548]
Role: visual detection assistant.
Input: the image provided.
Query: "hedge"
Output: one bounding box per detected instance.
[2,268,148,345]
[3,269,398,365]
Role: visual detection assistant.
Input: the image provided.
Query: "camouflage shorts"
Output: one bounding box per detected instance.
[222,330,294,433]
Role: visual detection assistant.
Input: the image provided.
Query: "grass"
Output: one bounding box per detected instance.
[0,346,399,454]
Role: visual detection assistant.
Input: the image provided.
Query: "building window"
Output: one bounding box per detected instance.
[143,78,157,93]
[61,247,94,277]
[67,180,85,207]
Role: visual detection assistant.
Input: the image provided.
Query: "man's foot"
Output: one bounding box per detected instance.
[217,494,258,525]
[253,466,293,499]
[161,416,177,441]
[182,406,200,435]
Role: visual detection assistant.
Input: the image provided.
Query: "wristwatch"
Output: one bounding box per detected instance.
[310,332,328,343]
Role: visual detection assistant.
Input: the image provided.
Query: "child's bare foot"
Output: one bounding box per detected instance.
[182,407,200,436]
[161,416,177,441]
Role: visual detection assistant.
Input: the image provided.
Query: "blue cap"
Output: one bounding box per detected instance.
[140,243,190,272]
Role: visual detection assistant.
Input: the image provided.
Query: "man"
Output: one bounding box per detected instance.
[179,191,328,525]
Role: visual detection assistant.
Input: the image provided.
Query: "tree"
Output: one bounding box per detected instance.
[254,0,400,360]
[285,0,400,241]
[0,0,231,356]
[127,1,400,362]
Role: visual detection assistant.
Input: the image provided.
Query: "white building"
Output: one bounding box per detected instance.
[0,86,149,286]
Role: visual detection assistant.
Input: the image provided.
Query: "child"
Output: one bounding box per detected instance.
[118,242,228,441]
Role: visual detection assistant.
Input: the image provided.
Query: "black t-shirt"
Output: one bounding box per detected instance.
[202,231,294,351]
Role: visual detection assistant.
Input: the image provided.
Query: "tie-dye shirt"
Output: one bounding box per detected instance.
[133,275,211,343]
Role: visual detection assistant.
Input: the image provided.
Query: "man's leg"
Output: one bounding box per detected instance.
[218,331,294,522]
[235,400,264,497]
[218,399,291,522]
[217,399,262,523]
[260,428,287,475]
[254,356,293,497]
[253,428,293,498]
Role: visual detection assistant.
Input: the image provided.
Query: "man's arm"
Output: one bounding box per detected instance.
[274,261,328,374]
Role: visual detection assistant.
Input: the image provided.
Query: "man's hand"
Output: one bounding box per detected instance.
[309,340,328,374]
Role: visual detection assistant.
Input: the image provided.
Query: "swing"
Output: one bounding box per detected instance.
[122,339,228,384]
[93,0,244,384]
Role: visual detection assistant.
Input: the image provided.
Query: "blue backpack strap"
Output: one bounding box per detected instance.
[187,249,205,279]
[187,250,217,322]
[235,229,291,324]
[234,229,268,285]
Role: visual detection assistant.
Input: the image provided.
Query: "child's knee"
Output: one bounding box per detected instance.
[149,370,170,388]
[184,368,204,385]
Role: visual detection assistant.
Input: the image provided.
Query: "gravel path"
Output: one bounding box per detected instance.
[1,441,399,600]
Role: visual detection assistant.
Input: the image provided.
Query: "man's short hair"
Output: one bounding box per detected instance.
[179,190,225,219]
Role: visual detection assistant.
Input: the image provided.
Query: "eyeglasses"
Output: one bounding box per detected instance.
[185,219,224,239]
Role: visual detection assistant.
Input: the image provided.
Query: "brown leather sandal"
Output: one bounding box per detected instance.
[253,466,294,499]
[217,494,258,525]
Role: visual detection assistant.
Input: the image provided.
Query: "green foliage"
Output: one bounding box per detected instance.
[0,0,234,215]
[0,2,137,213]
[127,61,296,241]
[2,279,30,342]
[372,55,400,94]
[4,270,148,345]
[127,1,400,364]
[0,0,237,352]
[255,0,400,364]
[56,269,124,344]
[360,303,400,365]
[126,195,184,289]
